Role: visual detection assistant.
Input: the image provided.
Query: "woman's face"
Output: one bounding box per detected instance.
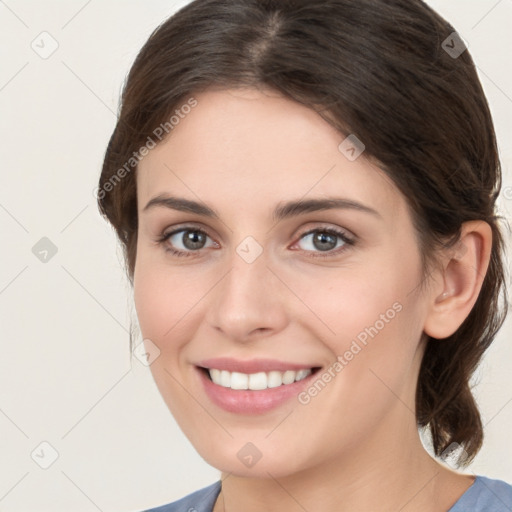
[133,87,433,477]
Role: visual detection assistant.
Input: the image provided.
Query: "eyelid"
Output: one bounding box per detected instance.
[161,222,217,242]
[293,224,355,242]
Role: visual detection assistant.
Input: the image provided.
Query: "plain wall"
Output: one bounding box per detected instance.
[0,1,511,510]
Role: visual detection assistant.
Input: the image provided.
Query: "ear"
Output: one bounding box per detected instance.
[423,220,493,340]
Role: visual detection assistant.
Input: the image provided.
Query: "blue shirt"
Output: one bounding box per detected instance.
[143,475,512,511]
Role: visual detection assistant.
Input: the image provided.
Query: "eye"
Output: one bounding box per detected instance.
[293,227,355,257]
[156,225,355,259]
[157,227,217,257]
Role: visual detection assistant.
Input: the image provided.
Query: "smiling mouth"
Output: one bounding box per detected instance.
[198,367,321,391]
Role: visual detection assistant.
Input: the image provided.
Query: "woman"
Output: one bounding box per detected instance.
[97,0,512,510]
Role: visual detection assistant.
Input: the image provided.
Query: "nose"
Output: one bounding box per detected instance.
[205,248,289,343]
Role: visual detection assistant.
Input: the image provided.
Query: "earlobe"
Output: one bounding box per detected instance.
[423,220,492,340]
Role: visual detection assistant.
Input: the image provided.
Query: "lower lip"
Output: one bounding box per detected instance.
[197,367,317,414]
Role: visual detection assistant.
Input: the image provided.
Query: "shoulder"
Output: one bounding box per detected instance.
[449,475,512,512]
[142,481,221,512]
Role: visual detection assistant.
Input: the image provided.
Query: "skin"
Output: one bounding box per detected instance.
[133,87,492,512]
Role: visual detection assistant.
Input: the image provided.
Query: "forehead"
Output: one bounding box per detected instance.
[136,88,404,221]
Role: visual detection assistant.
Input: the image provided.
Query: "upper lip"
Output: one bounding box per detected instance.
[197,357,318,374]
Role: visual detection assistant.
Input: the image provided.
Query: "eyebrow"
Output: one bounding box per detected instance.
[142,194,382,221]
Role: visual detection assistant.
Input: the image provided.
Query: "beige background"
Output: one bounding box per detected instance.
[0,0,511,510]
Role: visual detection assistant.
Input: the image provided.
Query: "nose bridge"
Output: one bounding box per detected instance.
[207,243,288,340]
[224,253,267,301]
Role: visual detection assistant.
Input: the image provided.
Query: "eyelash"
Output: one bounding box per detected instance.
[156,226,356,259]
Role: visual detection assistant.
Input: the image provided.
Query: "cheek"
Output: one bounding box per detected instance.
[132,260,206,421]
[133,258,206,343]
[329,242,419,341]
[289,250,424,393]
[133,262,172,342]
[291,287,424,460]
[292,265,415,349]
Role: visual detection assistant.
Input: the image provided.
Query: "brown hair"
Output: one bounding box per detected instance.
[97,0,509,466]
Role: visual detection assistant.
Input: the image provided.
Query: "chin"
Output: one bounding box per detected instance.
[193,439,311,479]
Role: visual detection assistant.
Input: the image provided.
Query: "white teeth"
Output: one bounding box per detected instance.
[248,372,267,390]
[282,370,296,385]
[267,371,283,388]
[220,370,231,387]
[207,368,313,390]
[295,369,311,381]
[230,372,249,390]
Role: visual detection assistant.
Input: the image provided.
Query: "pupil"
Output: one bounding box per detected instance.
[183,231,206,250]
[314,232,337,251]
